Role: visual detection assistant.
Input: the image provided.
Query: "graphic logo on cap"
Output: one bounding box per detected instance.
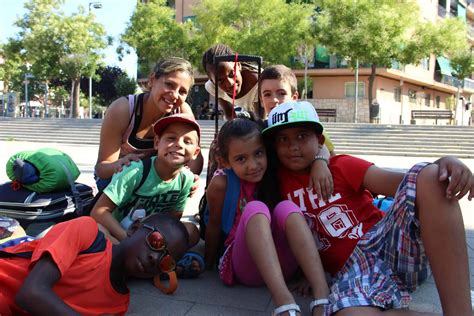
[270,108,312,126]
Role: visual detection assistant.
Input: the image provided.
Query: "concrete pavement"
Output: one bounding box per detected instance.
[1,140,473,315]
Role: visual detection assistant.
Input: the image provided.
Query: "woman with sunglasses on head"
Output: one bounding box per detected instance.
[95,57,203,191]
[0,214,188,315]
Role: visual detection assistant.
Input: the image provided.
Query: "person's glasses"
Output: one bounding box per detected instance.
[142,223,176,273]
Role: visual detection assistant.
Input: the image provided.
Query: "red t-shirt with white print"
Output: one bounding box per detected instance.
[278,155,384,275]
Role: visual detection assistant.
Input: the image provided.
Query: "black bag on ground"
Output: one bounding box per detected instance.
[0,182,94,236]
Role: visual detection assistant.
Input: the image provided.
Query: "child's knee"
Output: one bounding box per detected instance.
[417,164,447,197]
[242,201,270,221]
[274,200,301,216]
[273,200,302,229]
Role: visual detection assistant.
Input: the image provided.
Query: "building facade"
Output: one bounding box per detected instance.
[147,0,474,125]
[307,0,474,125]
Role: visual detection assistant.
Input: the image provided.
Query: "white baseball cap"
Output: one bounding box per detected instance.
[262,101,324,136]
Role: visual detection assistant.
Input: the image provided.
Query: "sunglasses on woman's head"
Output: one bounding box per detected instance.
[142,223,176,273]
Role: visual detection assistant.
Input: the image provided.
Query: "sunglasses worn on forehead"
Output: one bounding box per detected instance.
[142,223,176,273]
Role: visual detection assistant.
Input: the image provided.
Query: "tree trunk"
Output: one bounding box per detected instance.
[69,81,74,118]
[72,79,81,118]
[368,63,376,108]
[44,82,49,118]
[304,56,308,99]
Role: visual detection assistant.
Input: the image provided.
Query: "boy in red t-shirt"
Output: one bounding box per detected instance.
[262,101,473,315]
[0,214,189,315]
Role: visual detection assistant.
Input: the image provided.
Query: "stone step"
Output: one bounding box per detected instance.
[1,118,473,157]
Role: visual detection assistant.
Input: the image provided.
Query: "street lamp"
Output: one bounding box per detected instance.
[24,72,34,118]
[88,1,102,119]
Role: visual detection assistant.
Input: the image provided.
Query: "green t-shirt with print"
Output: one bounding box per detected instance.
[103,156,194,222]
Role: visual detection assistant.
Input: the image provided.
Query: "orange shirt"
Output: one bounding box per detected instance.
[0,217,129,315]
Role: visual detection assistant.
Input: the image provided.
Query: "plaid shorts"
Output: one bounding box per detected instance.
[325,162,431,315]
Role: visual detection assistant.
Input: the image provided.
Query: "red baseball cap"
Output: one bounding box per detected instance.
[153,113,201,143]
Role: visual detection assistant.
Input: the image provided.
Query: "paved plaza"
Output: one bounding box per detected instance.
[1,140,474,315]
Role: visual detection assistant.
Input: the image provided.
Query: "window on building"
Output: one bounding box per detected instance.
[344,82,365,99]
[183,15,196,22]
[421,57,430,71]
[425,93,431,107]
[436,95,441,108]
[408,90,417,103]
[394,87,401,102]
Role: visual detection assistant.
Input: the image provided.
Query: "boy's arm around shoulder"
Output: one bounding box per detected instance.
[205,175,227,270]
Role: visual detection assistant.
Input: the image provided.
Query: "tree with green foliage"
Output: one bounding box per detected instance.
[313,0,468,112]
[0,40,27,93]
[119,0,315,73]
[114,75,137,99]
[4,0,109,117]
[451,49,474,83]
[119,0,201,75]
[80,66,136,108]
[192,0,315,69]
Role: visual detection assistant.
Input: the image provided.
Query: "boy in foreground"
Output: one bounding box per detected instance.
[91,113,201,244]
[91,113,204,278]
[263,101,473,315]
[0,214,189,315]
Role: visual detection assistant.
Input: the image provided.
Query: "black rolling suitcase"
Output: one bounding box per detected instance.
[0,182,94,236]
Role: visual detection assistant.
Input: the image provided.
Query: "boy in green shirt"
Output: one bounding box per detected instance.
[91,113,201,248]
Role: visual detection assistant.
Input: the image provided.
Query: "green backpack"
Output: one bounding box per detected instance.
[6,148,80,193]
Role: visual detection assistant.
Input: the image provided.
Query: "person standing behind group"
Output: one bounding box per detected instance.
[259,65,336,157]
[202,49,335,201]
[95,57,203,190]
[202,44,261,120]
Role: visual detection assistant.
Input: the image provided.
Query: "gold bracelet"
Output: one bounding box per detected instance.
[312,155,329,165]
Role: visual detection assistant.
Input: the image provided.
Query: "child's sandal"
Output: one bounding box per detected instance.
[273,303,300,316]
[310,298,330,313]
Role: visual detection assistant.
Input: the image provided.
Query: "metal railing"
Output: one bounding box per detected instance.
[464,78,474,90]
[441,75,463,87]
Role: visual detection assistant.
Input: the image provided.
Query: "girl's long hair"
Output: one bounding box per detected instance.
[217,118,280,210]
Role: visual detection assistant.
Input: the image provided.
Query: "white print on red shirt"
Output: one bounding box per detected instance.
[290,188,365,250]
[318,205,363,239]
[287,187,342,211]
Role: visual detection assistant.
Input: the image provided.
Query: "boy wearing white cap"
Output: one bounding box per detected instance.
[263,101,473,316]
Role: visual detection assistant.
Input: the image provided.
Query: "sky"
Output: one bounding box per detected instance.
[0,0,138,79]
